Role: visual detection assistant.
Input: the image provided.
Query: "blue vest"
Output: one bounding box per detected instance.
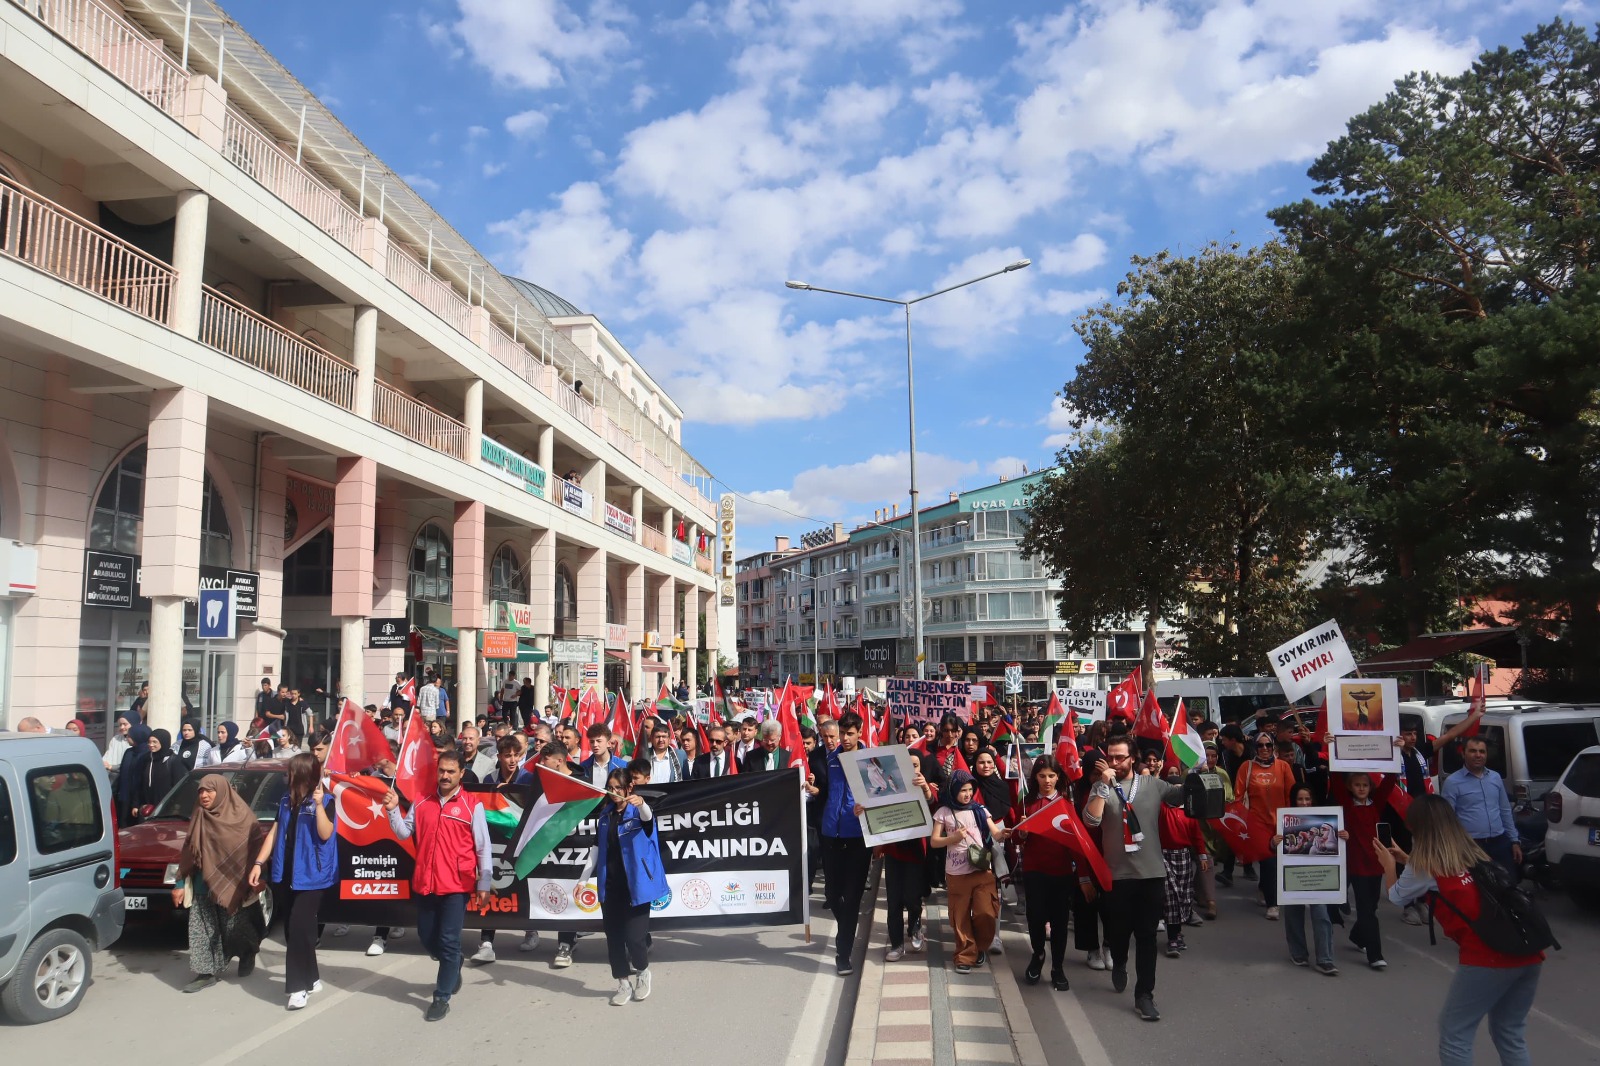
[594,803,669,908]
[269,794,338,890]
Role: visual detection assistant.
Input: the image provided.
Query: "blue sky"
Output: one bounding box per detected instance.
[224,0,1572,550]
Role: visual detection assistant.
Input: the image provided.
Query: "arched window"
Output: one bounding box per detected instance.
[90,444,232,566]
[489,544,526,603]
[554,563,576,622]
[409,523,452,603]
[606,584,617,625]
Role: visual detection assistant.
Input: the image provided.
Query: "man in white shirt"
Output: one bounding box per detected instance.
[732,715,759,766]
[742,721,792,774]
[418,677,441,720]
[646,723,688,783]
[693,727,735,779]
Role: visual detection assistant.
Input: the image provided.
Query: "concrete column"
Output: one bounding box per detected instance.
[141,387,208,735]
[687,647,699,695]
[529,526,555,712]
[651,575,675,681]
[453,500,486,728]
[352,305,378,419]
[367,493,409,701]
[332,457,376,705]
[575,547,606,641]
[681,584,695,687]
[537,425,554,479]
[585,457,606,514]
[630,486,644,524]
[663,506,676,546]
[629,643,644,707]
[625,562,645,705]
[464,378,484,467]
[170,190,210,338]
[237,444,287,722]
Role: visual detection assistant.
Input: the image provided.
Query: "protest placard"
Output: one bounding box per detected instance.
[1268,619,1357,703]
[885,677,972,728]
[1327,676,1401,773]
[1276,806,1347,905]
[1056,687,1108,723]
[837,744,934,846]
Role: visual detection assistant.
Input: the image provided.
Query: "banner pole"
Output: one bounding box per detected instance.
[800,762,811,943]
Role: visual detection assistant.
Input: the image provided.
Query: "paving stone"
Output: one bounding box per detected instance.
[952,1025,1012,1045]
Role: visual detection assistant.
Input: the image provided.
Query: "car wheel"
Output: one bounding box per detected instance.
[1,928,93,1024]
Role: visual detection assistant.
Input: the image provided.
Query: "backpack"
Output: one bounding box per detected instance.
[1427,861,1560,957]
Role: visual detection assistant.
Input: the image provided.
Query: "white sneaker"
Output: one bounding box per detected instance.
[390,927,406,939]
[886,945,905,962]
[554,943,574,968]
[910,928,925,953]
[519,931,540,953]
[1266,907,1280,921]
[633,968,652,1001]
[366,936,385,957]
[331,924,350,937]
[610,979,633,1006]
[287,991,309,1011]
[1087,950,1107,971]
[1401,904,1425,926]
[990,932,1003,954]
[310,980,322,994]
[472,941,496,964]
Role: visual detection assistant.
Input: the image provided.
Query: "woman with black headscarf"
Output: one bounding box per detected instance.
[173,774,266,992]
[177,718,214,771]
[215,721,249,765]
[930,769,1011,974]
[137,728,183,817]
[116,718,152,824]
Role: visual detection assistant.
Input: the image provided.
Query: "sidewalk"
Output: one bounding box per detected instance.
[845,885,1051,1066]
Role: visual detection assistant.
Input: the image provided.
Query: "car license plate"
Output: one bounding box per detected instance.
[1589,828,1600,847]
[124,895,148,910]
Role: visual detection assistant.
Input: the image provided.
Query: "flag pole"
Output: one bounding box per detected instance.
[799,761,811,944]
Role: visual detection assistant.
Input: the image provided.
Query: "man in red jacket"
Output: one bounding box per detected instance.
[384,750,493,1021]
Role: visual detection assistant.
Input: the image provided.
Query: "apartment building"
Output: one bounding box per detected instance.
[0,0,718,738]
[733,536,798,687]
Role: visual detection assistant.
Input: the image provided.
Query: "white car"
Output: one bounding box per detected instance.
[1544,744,1600,910]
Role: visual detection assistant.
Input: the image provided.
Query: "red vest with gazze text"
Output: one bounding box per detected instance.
[411,790,482,896]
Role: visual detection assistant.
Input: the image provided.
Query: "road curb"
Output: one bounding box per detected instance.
[991,917,1049,1066]
[842,860,884,1066]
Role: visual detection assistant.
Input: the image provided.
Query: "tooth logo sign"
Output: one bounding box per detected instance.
[205,597,224,630]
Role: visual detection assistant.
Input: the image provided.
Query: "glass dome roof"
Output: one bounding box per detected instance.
[507,276,584,318]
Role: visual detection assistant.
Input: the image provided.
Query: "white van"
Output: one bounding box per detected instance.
[1153,677,1298,725]
[1398,697,1546,751]
[1438,704,1600,806]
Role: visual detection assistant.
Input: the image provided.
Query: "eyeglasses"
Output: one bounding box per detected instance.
[709,739,726,746]
[1255,743,1275,750]
[1108,754,1134,762]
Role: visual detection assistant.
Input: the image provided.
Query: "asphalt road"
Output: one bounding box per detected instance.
[1,899,854,1065]
[1006,876,1600,1065]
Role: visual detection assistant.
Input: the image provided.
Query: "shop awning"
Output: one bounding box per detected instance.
[641,660,670,673]
[505,639,549,664]
[604,650,629,663]
[417,624,458,648]
[1360,628,1556,670]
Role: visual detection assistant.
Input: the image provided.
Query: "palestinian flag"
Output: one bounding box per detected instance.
[1040,689,1068,746]
[654,680,690,717]
[512,766,608,878]
[1167,698,1205,769]
[613,689,639,756]
[478,789,524,834]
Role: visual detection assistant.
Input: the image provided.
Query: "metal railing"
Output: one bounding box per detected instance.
[21,0,190,120]
[0,173,174,323]
[220,107,361,253]
[554,379,596,429]
[640,523,668,556]
[695,554,714,575]
[384,240,472,336]
[549,475,591,520]
[372,380,467,460]
[485,322,543,389]
[199,286,356,409]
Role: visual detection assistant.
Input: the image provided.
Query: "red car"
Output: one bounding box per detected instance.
[116,761,288,928]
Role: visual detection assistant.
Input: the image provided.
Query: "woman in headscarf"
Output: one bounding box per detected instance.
[136,728,184,817]
[177,718,214,771]
[929,769,1011,974]
[215,721,249,765]
[116,719,152,824]
[971,747,1018,956]
[173,774,266,992]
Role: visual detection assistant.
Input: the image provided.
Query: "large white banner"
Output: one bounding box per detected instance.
[1268,619,1357,703]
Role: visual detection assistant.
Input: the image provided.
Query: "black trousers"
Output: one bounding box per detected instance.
[1102,876,1164,998]
[1024,871,1074,973]
[602,900,651,979]
[1073,887,1108,952]
[1349,874,1384,964]
[279,887,325,994]
[822,835,871,964]
[884,856,926,949]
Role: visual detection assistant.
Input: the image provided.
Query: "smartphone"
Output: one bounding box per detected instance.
[1377,824,1393,847]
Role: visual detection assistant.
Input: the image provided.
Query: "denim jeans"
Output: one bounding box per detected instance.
[1282,903,1333,966]
[415,892,468,1001]
[1438,963,1541,1066]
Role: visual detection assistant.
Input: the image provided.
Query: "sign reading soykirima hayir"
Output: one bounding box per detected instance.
[322,770,804,931]
[1268,619,1357,704]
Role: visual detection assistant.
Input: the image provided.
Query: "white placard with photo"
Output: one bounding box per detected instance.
[1276,806,1347,904]
[837,744,933,846]
[1327,676,1401,773]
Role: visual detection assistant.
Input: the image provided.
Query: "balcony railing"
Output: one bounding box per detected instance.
[384,241,472,336]
[24,0,190,121]
[485,323,543,389]
[0,173,173,324]
[372,380,467,460]
[549,475,591,520]
[200,287,357,409]
[641,523,668,556]
[554,378,596,429]
[221,107,362,254]
[695,554,714,575]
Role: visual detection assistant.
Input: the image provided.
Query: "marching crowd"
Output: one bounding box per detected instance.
[98,676,1552,1063]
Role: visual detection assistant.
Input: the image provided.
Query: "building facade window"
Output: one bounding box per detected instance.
[409,524,452,603]
[489,544,526,603]
[90,444,233,567]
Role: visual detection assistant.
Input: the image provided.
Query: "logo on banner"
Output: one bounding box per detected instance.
[574,882,601,914]
[650,889,673,912]
[681,878,712,911]
[538,882,569,915]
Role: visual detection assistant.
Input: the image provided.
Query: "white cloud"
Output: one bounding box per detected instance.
[466,124,490,139]
[505,109,550,140]
[1042,398,1102,450]
[912,73,986,126]
[742,451,981,527]
[401,173,441,194]
[629,83,656,110]
[489,182,633,311]
[482,161,507,178]
[450,0,631,91]
[1039,235,1109,276]
[987,456,1029,479]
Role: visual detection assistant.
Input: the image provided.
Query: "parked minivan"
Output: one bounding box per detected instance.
[0,731,124,1023]
[1438,704,1600,806]
[1154,676,1308,725]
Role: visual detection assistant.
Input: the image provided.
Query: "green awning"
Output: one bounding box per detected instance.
[417,624,458,646]
[507,640,549,663]
[420,625,548,662]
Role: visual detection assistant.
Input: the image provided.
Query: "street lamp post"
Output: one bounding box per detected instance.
[787,262,1030,679]
[781,567,819,686]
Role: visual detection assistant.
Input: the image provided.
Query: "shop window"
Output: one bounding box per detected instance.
[90,444,232,565]
[284,528,333,596]
[489,544,526,603]
[409,523,453,603]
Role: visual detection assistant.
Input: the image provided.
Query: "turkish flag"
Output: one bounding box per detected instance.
[774,680,807,769]
[819,683,842,721]
[1133,686,1169,741]
[394,709,438,805]
[324,698,391,775]
[1107,672,1140,722]
[1015,795,1112,890]
[330,773,413,853]
[397,676,417,709]
[1053,725,1084,782]
[1209,800,1274,863]
[1464,663,1487,739]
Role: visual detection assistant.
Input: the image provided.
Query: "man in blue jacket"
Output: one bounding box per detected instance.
[818,711,868,976]
[578,723,630,791]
